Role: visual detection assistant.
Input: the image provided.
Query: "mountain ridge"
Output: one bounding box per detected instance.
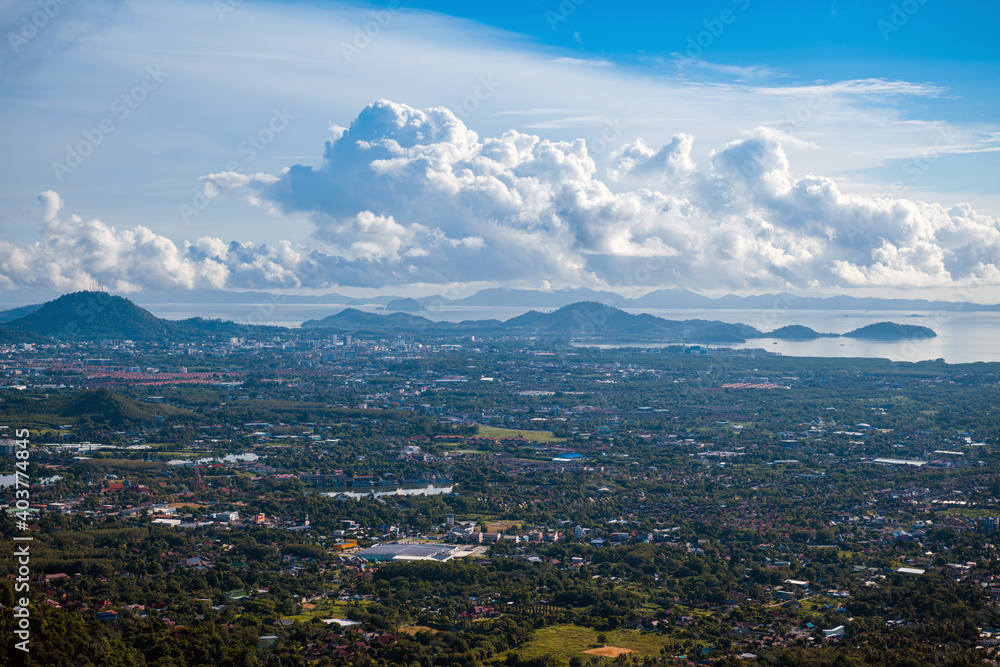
[303,301,929,343]
[3,292,940,345]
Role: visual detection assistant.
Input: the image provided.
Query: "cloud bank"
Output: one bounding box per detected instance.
[0,192,306,293]
[4,100,1000,294]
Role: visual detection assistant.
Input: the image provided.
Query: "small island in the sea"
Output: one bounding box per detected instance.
[842,322,937,340]
[765,325,840,340]
[385,297,427,312]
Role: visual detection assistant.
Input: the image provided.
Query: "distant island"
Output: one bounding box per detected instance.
[842,322,937,340]
[766,325,839,340]
[385,297,427,312]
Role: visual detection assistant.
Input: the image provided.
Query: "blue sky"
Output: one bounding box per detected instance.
[415,1,996,67]
[412,0,999,121]
[0,0,998,300]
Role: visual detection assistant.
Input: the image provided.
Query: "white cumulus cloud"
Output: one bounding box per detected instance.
[0,192,311,292]
[200,100,1000,291]
[4,101,1000,295]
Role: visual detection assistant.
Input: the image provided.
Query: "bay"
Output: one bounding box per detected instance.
[135,302,1000,363]
[620,308,1000,365]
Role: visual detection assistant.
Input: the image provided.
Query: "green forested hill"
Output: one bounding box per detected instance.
[844,321,937,339]
[5,291,178,341]
[4,291,284,342]
[0,388,197,428]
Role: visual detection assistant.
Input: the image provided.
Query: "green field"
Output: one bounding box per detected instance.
[513,624,668,661]
[478,426,566,444]
[281,600,357,624]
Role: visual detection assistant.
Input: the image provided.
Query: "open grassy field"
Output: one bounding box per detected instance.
[485,520,523,532]
[281,600,356,624]
[798,596,834,612]
[513,624,667,662]
[584,647,634,657]
[478,426,566,444]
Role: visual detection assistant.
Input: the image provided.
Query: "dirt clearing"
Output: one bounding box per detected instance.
[584,647,634,657]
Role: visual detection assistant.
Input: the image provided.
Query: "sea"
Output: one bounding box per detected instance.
[5,299,1000,364]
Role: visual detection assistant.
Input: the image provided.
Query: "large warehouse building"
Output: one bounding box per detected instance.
[355,543,474,562]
